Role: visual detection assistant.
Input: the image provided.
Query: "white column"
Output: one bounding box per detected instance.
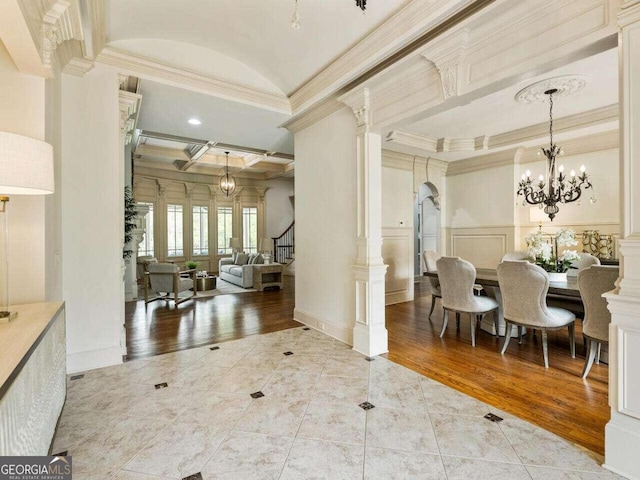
[340,88,389,357]
[603,2,640,478]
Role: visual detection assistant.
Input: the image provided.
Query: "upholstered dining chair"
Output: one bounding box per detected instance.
[436,257,499,346]
[567,253,600,278]
[501,251,529,262]
[578,265,619,378]
[144,263,197,306]
[423,250,442,319]
[497,261,576,368]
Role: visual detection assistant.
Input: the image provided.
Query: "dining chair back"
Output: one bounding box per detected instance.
[422,250,442,319]
[436,257,499,346]
[578,265,619,378]
[497,261,576,368]
[567,253,600,278]
[501,251,529,262]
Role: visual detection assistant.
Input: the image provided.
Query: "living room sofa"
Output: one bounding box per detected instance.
[218,252,264,288]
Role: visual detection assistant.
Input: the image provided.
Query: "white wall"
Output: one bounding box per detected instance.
[265,178,294,238]
[294,107,357,343]
[60,64,123,373]
[381,161,414,304]
[0,40,46,305]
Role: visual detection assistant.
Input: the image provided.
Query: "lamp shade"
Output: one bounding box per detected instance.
[229,237,242,249]
[259,238,272,252]
[0,132,54,195]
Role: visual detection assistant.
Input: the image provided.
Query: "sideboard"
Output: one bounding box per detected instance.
[0,302,66,455]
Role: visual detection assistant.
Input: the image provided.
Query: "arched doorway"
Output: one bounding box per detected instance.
[414,182,441,276]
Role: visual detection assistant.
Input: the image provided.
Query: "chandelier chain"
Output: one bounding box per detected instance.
[549,91,553,150]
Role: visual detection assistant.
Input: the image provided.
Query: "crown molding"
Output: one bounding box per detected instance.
[446,148,522,176]
[381,149,448,173]
[490,104,619,149]
[386,129,489,154]
[97,47,291,114]
[518,129,619,164]
[281,96,344,134]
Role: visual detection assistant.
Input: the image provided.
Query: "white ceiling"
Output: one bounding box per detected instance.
[137,80,294,154]
[106,0,411,96]
[397,49,618,160]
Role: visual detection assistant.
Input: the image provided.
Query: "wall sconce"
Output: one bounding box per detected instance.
[0,132,54,321]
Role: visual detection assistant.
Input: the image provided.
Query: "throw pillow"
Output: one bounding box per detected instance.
[248,253,257,264]
[235,253,249,266]
[255,253,264,264]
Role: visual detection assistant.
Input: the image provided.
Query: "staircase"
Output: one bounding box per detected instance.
[273,221,295,276]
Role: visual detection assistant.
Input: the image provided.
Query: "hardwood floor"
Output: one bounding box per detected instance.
[124,276,608,455]
[385,279,609,456]
[125,276,299,359]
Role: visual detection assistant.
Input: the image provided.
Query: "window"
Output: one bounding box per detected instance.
[192,205,209,256]
[243,207,258,253]
[167,204,184,257]
[217,206,233,254]
[138,202,154,257]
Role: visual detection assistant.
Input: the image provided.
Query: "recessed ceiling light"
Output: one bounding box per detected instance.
[188,118,202,125]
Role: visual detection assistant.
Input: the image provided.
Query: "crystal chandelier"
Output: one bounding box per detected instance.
[219,151,236,197]
[292,1,366,29]
[517,88,593,221]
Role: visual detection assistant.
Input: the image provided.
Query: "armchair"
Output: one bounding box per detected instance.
[144,263,197,306]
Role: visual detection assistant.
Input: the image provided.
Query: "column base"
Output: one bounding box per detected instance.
[604,412,640,479]
[353,321,388,357]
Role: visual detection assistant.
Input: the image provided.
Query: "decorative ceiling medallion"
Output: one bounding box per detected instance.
[515,75,588,104]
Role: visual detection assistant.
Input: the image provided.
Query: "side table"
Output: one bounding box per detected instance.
[253,263,283,291]
[195,275,217,291]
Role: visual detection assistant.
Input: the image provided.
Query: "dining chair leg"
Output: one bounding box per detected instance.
[582,339,599,379]
[518,326,524,345]
[501,322,513,354]
[470,313,477,347]
[568,323,576,358]
[440,310,449,338]
[429,296,436,319]
[492,311,499,338]
[596,342,602,364]
[456,312,460,329]
[541,330,549,368]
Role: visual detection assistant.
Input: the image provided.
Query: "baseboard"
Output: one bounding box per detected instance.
[386,290,412,305]
[293,308,352,346]
[67,346,123,374]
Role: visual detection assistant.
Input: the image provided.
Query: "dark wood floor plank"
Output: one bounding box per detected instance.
[124,277,608,455]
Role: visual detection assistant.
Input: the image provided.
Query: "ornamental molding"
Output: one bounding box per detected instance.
[446,148,523,177]
[420,29,470,99]
[386,129,489,154]
[338,87,372,132]
[156,179,171,197]
[97,47,291,115]
[515,75,589,104]
[119,90,143,145]
[280,96,343,134]
[381,149,448,173]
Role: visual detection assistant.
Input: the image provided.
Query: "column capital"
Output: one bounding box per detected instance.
[420,29,469,99]
[156,179,170,197]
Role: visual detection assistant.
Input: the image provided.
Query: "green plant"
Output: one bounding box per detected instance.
[186,261,198,270]
[123,186,137,260]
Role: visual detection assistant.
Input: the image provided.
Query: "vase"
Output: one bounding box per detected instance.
[548,272,567,282]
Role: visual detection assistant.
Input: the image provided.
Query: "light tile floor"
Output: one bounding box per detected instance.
[55,327,625,480]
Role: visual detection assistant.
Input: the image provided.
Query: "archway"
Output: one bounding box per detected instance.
[414,182,441,276]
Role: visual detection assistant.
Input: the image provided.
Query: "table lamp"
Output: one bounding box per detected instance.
[259,237,272,264]
[229,237,242,253]
[0,132,54,321]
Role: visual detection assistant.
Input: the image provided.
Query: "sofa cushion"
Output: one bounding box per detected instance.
[229,266,244,277]
[235,253,249,265]
[220,264,234,274]
[249,253,264,264]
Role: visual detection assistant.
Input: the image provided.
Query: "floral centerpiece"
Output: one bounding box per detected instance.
[526,228,580,275]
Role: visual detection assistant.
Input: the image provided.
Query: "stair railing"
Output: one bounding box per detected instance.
[273,221,294,265]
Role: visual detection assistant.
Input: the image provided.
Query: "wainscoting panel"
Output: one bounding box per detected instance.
[446,226,517,269]
[382,227,414,305]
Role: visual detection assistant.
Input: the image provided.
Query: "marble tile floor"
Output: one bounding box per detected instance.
[55,326,625,480]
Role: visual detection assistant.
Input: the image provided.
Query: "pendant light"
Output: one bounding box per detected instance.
[219,151,236,197]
